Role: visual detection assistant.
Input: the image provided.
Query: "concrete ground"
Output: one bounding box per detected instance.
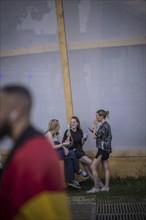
[70,196,146,220]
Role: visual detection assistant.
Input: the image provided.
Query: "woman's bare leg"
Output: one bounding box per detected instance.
[102,160,110,188]
[79,156,93,180]
[90,155,102,188]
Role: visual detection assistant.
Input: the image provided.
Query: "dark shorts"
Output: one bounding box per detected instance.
[95,148,109,161]
[72,146,86,159]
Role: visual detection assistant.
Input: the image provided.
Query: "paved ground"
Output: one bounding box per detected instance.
[70,196,146,220]
[70,196,96,220]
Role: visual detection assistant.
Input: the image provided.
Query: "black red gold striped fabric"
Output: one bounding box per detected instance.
[0,126,72,220]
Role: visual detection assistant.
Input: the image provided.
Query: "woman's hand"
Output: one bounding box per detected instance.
[93,118,98,138]
[63,147,69,156]
[93,118,98,127]
[62,141,70,155]
[82,133,88,145]
[63,140,70,146]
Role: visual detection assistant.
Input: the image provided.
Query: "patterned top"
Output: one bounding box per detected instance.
[95,121,112,153]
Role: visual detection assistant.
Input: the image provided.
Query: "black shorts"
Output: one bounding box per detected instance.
[95,148,109,161]
[72,146,86,159]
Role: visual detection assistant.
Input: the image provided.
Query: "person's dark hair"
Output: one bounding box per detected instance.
[71,116,81,130]
[96,109,109,119]
[1,84,32,113]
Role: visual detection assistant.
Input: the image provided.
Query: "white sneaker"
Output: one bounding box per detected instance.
[74,180,81,187]
[100,186,109,192]
[78,169,89,178]
[98,179,104,188]
[86,187,100,193]
[68,180,81,189]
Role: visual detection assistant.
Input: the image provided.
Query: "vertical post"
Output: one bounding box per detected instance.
[55,0,73,123]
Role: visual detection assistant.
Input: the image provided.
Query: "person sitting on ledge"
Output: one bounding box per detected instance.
[63,116,93,180]
[45,119,88,189]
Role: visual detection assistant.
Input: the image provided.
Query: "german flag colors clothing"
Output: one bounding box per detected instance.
[0,126,72,220]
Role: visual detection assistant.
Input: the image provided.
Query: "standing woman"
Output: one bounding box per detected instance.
[45,119,87,189]
[63,116,93,180]
[87,109,112,193]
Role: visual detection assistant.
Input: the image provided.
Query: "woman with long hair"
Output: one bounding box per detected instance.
[45,119,87,189]
[63,116,93,180]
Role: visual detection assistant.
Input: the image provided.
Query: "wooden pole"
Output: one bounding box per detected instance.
[55,0,73,123]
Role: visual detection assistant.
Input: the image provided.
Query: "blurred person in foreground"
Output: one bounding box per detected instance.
[0,84,72,220]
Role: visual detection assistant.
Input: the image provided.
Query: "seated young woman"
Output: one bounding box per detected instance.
[45,119,88,189]
[62,116,94,180]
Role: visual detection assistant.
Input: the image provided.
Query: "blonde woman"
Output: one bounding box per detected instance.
[87,109,112,193]
[45,119,87,189]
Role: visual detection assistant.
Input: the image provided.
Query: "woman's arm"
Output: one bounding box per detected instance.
[45,131,55,146]
[82,131,88,146]
[62,130,70,142]
[93,118,98,139]
[45,131,70,151]
[45,132,62,149]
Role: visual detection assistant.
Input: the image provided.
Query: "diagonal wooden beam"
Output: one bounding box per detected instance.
[55,0,73,123]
